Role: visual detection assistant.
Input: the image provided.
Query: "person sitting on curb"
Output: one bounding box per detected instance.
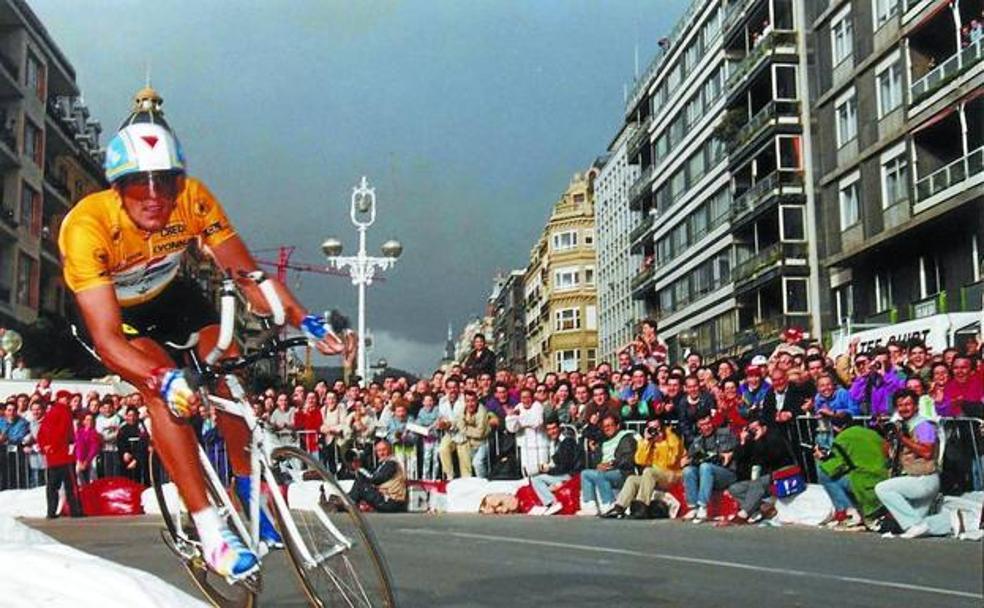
[681,411,738,523]
[815,413,887,529]
[529,417,583,516]
[579,414,636,516]
[719,414,796,526]
[348,439,408,513]
[874,390,953,538]
[601,418,684,519]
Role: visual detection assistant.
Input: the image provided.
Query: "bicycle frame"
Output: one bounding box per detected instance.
[172,269,353,572]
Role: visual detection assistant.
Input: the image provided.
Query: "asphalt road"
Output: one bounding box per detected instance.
[26,514,984,608]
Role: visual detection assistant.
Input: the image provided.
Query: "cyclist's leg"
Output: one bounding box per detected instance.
[193,324,252,477]
[129,337,211,512]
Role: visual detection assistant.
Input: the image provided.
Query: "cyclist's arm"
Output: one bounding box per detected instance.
[207,234,308,327]
[74,285,170,384]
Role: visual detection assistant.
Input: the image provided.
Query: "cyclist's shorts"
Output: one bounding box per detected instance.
[72,278,219,349]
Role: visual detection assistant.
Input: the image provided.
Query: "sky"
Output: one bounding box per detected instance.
[32,0,689,374]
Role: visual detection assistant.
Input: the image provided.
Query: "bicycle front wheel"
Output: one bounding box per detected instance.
[269,446,397,608]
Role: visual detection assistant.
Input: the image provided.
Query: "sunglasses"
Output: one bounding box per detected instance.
[118,172,181,201]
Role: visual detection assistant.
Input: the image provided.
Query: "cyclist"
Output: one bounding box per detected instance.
[58,87,355,580]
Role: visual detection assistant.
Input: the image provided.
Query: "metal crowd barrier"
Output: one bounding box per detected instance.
[790,415,984,487]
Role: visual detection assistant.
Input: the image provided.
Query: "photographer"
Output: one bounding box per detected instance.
[601,418,684,519]
[681,411,738,523]
[873,390,951,538]
[720,414,796,526]
[814,414,887,528]
[347,439,407,513]
[849,348,904,416]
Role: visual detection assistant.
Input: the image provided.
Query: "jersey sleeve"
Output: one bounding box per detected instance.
[58,211,113,294]
[186,178,237,250]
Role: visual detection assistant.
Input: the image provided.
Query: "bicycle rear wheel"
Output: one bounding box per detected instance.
[150,450,259,608]
[269,446,397,608]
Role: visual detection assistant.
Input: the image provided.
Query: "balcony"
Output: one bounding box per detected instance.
[910,291,948,319]
[0,125,17,167]
[865,308,900,324]
[627,164,656,211]
[730,169,803,227]
[44,166,72,206]
[910,38,983,105]
[725,30,797,93]
[914,145,984,206]
[960,280,983,312]
[733,241,807,286]
[630,263,657,299]
[628,212,657,254]
[739,313,809,344]
[626,116,651,161]
[722,0,757,37]
[727,100,800,157]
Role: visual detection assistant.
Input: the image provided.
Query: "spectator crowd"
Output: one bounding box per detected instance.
[2,322,982,540]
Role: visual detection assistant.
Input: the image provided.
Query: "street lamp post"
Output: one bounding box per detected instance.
[322,177,402,386]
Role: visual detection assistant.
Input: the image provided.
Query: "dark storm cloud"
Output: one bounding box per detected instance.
[33,0,687,372]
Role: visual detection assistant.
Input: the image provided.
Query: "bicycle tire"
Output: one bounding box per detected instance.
[269,446,397,608]
[150,450,259,608]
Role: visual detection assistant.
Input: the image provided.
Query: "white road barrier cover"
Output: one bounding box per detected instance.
[0,515,208,607]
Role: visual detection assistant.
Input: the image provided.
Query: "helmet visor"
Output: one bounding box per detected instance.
[118,171,181,202]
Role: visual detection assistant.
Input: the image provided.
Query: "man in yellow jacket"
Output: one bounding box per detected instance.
[601,418,685,519]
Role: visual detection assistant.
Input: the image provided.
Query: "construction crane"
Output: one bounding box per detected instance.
[249,245,384,382]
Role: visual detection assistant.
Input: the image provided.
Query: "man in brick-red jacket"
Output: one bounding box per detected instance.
[37,390,82,518]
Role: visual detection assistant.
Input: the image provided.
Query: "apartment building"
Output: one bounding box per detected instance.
[491,269,527,374]
[625,0,736,362]
[595,126,644,362]
[524,169,600,374]
[808,0,982,336]
[0,0,104,361]
[719,0,822,349]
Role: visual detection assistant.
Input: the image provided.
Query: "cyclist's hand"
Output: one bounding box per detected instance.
[152,367,201,419]
[302,311,356,360]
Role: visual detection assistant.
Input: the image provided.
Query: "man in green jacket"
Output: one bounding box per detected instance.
[816,418,888,527]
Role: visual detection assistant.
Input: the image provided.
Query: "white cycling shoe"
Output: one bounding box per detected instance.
[201,525,260,581]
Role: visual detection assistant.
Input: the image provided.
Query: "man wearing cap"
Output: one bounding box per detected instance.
[37,390,83,518]
[601,418,684,519]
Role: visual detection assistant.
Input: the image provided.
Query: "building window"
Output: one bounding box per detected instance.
[834,89,857,147]
[552,230,577,251]
[586,305,597,330]
[919,255,942,298]
[872,0,899,29]
[554,268,579,290]
[25,51,45,101]
[20,183,40,237]
[16,253,38,307]
[880,145,909,208]
[555,349,579,373]
[783,278,809,314]
[777,135,802,170]
[834,283,854,326]
[584,229,594,246]
[555,308,581,331]
[586,348,598,370]
[838,172,861,230]
[572,193,585,204]
[23,120,42,166]
[773,64,798,100]
[831,6,853,65]
[780,206,806,241]
[874,271,893,312]
[585,266,595,285]
[875,53,903,118]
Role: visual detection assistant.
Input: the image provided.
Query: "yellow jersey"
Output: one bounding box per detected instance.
[58,177,237,307]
